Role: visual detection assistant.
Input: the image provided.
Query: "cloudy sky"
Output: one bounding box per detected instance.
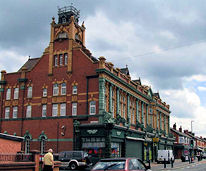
[1,0,206,137]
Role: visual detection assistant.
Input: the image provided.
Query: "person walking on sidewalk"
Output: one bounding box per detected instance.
[43,149,54,171]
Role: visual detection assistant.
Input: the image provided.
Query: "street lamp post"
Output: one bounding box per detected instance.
[191,120,194,163]
[191,120,194,133]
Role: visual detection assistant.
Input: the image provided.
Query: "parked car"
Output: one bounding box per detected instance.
[157,150,174,164]
[58,151,92,170]
[91,158,152,171]
[202,152,206,159]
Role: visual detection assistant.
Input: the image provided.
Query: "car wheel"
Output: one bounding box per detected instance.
[69,162,78,170]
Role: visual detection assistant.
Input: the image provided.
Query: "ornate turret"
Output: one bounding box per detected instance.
[58,5,80,24]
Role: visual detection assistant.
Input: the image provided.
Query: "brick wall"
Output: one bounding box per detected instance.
[0,138,21,154]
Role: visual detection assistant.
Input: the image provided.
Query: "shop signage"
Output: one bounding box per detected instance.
[145,137,152,142]
[152,137,159,142]
[167,141,173,145]
[117,131,122,136]
[87,129,98,134]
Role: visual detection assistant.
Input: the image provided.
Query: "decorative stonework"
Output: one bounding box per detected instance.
[5,101,11,106]
[52,96,66,103]
[72,95,78,102]
[12,100,19,106]
[41,98,47,104]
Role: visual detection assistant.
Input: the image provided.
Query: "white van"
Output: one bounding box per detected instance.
[157,150,174,164]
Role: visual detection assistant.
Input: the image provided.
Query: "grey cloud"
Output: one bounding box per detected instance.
[2,0,206,90]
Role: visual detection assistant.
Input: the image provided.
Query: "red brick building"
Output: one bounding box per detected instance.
[0,133,24,154]
[170,124,191,161]
[0,6,174,160]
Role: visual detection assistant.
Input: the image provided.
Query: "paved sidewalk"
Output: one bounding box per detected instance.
[150,159,206,171]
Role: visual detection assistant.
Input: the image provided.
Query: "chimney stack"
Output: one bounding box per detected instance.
[173,123,176,130]
[184,130,188,134]
[179,126,182,132]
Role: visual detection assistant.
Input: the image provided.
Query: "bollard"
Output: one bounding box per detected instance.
[164,159,166,168]
[189,157,191,164]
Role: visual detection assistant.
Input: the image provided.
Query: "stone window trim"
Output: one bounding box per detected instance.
[64,53,68,65]
[54,55,58,67]
[13,106,18,119]
[72,85,77,95]
[72,102,77,116]
[53,83,59,96]
[42,88,47,97]
[54,53,68,67]
[60,103,66,116]
[5,107,10,119]
[27,86,32,98]
[61,82,66,95]
[42,104,47,117]
[26,105,32,118]
[89,101,96,115]
[14,87,19,100]
[59,54,63,66]
[6,88,11,100]
[52,104,58,117]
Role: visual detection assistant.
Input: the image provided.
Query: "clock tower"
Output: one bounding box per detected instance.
[47,5,86,75]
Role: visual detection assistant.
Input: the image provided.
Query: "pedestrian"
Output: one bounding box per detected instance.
[43,149,54,171]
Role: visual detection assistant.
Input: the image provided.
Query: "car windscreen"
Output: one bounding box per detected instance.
[92,160,125,170]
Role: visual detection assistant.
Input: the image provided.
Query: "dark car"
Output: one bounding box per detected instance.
[91,158,152,171]
[58,151,91,170]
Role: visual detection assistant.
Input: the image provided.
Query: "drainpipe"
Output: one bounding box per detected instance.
[0,70,6,133]
[18,67,28,151]
[57,122,59,153]
[0,85,5,133]
[20,85,26,138]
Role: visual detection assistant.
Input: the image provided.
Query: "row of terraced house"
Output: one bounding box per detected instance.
[171,123,206,161]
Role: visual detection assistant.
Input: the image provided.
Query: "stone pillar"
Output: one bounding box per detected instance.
[136,99,139,122]
[156,111,158,130]
[146,104,148,126]
[48,17,55,75]
[168,116,170,134]
[141,102,144,126]
[109,84,112,113]
[81,23,86,47]
[127,95,130,123]
[116,88,120,115]
[30,150,40,171]
[159,112,162,130]
[99,78,105,115]
[98,56,106,69]
[164,115,166,132]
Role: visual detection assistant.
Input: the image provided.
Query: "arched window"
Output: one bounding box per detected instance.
[40,137,46,154]
[24,131,32,154]
[25,137,30,154]
[38,132,48,154]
